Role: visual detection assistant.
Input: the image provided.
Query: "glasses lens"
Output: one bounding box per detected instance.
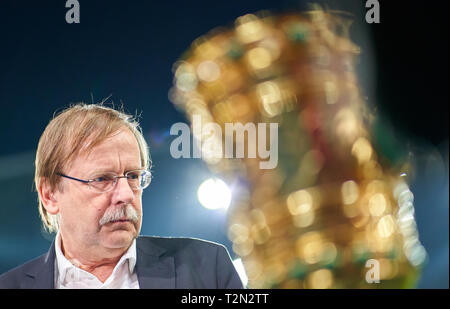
[89,173,116,192]
[127,170,151,190]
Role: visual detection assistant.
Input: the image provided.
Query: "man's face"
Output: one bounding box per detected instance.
[56,128,143,252]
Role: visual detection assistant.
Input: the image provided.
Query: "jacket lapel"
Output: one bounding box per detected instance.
[135,237,175,289]
[23,240,55,289]
[21,237,175,289]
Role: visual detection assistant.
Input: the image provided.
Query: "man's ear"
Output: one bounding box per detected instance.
[38,177,60,215]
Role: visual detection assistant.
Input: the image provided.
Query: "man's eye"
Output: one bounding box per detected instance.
[93,175,111,182]
[128,173,140,180]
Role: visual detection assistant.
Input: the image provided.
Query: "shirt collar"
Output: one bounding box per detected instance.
[117,237,137,274]
[54,232,137,283]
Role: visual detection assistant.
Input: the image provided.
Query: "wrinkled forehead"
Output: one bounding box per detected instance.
[64,127,142,172]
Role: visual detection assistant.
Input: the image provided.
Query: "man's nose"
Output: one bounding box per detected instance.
[111,177,135,205]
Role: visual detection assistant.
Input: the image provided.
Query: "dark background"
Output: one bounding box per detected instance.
[0,0,448,288]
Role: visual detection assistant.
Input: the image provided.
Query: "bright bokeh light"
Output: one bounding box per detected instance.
[197,178,232,210]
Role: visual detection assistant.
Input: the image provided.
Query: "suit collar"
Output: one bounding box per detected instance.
[135,236,175,289]
[23,239,55,289]
[23,236,175,289]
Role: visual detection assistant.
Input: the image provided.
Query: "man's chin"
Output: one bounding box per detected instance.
[102,228,137,249]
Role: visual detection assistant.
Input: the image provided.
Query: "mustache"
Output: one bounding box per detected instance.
[99,204,139,226]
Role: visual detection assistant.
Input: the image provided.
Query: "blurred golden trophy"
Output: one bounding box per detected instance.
[169,7,426,288]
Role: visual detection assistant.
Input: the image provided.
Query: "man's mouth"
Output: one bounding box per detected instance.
[109,219,130,224]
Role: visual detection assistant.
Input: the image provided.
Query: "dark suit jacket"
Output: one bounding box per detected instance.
[0,236,244,289]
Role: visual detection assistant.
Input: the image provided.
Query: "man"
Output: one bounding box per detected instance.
[0,103,243,289]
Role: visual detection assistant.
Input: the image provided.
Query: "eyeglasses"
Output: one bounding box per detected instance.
[57,169,152,193]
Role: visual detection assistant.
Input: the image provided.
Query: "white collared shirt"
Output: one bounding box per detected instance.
[54,233,140,289]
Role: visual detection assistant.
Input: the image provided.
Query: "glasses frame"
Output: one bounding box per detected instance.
[56,169,152,193]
